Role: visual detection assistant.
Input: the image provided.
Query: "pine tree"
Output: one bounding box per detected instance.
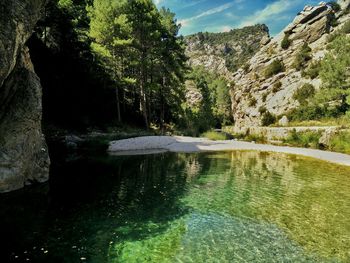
[88,0,133,122]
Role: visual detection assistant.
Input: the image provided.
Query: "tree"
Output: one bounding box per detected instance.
[126,0,163,129]
[156,7,187,132]
[88,0,132,123]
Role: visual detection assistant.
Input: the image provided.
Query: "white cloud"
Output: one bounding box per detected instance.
[153,0,163,5]
[179,2,235,28]
[221,25,232,32]
[237,0,301,28]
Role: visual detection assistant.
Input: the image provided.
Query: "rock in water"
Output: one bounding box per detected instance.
[0,0,49,192]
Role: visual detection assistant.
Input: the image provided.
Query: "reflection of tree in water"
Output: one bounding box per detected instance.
[1,151,350,262]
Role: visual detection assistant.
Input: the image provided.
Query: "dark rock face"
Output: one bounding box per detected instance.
[0,0,49,192]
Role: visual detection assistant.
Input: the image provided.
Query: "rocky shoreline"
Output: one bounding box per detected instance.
[108,136,350,167]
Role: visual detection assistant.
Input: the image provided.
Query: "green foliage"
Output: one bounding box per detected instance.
[261,111,276,126]
[248,96,257,107]
[259,106,267,114]
[272,81,282,93]
[328,131,350,154]
[262,93,268,102]
[264,59,285,78]
[302,61,321,79]
[180,66,232,135]
[319,34,350,115]
[281,33,292,49]
[243,63,250,73]
[293,43,312,71]
[88,0,187,128]
[201,131,227,141]
[327,1,341,12]
[341,20,350,34]
[244,133,267,143]
[293,83,315,105]
[284,130,321,148]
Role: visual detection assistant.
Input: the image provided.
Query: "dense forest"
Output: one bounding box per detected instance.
[28,0,232,135]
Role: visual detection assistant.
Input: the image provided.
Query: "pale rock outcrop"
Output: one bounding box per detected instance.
[185,25,269,80]
[230,1,350,132]
[0,0,49,192]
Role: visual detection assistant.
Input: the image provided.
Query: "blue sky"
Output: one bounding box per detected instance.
[153,0,321,36]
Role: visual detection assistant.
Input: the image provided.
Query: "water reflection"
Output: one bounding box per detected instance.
[0,151,349,262]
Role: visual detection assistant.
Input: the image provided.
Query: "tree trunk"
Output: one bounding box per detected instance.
[160,76,166,134]
[116,86,121,123]
[140,58,148,129]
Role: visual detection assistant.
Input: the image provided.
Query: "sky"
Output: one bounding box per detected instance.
[153,0,322,36]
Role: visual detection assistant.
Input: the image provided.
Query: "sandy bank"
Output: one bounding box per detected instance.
[108,136,350,166]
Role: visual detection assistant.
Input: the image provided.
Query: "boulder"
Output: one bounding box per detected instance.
[0,0,49,192]
[278,116,289,127]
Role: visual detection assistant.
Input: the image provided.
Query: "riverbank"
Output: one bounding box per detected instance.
[108,136,350,167]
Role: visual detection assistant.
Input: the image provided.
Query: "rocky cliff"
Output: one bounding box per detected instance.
[185,24,270,79]
[230,1,350,132]
[0,0,49,192]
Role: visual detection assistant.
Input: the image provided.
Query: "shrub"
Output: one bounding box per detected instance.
[244,133,267,143]
[264,59,285,78]
[281,33,292,49]
[284,129,322,148]
[272,81,282,93]
[259,106,267,114]
[302,61,321,79]
[261,111,276,126]
[327,1,341,12]
[286,104,330,121]
[201,131,227,141]
[243,63,250,73]
[328,131,350,154]
[293,83,315,104]
[248,96,257,107]
[262,93,268,102]
[341,20,350,34]
[293,43,312,70]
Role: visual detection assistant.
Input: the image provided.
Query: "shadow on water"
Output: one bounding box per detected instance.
[0,149,199,262]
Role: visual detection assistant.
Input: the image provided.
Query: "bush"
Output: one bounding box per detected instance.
[328,131,350,154]
[261,111,276,126]
[293,43,312,70]
[293,83,315,104]
[327,1,341,12]
[341,20,350,34]
[201,131,227,141]
[264,59,285,78]
[243,63,250,73]
[258,106,267,114]
[262,93,268,102]
[244,133,267,143]
[281,33,292,49]
[248,96,257,107]
[272,81,282,93]
[302,61,321,79]
[284,129,322,148]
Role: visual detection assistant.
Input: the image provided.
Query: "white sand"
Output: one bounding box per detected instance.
[108,136,350,166]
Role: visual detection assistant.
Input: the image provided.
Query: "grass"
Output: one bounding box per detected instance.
[328,131,350,154]
[283,130,322,148]
[279,117,350,128]
[201,131,227,141]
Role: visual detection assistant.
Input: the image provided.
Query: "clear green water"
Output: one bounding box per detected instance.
[1,151,350,262]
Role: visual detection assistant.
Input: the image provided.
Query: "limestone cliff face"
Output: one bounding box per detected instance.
[230,1,350,132]
[0,0,49,192]
[185,25,270,79]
